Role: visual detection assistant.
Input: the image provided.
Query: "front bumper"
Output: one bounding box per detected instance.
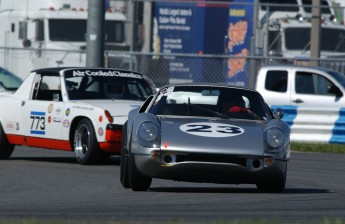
[134,152,287,184]
[99,124,122,153]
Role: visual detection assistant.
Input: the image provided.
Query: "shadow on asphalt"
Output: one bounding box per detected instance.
[149,187,330,194]
[8,156,120,166]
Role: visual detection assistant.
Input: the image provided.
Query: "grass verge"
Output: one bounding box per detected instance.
[291,142,345,153]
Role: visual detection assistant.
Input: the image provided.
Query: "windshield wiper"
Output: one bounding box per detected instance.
[302,41,311,53]
[186,98,228,119]
[334,35,345,52]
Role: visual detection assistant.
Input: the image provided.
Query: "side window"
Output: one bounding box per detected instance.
[33,75,62,101]
[295,72,334,95]
[265,70,288,92]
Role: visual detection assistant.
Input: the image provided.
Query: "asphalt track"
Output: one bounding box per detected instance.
[0,146,344,223]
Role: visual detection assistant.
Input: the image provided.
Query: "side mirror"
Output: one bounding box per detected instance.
[23,39,31,48]
[328,85,343,97]
[273,108,284,120]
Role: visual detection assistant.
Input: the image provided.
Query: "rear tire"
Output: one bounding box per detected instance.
[129,154,152,191]
[0,124,14,159]
[120,147,130,188]
[120,122,130,188]
[73,119,104,165]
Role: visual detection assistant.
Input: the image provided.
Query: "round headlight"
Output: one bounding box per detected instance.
[265,128,285,148]
[137,121,160,147]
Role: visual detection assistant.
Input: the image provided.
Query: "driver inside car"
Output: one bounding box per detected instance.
[220,95,248,113]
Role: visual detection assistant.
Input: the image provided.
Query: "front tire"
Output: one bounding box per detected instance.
[129,154,152,191]
[256,164,287,193]
[73,119,104,165]
[0,124,14,159]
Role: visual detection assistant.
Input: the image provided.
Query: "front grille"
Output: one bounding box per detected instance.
[175,153,247,167]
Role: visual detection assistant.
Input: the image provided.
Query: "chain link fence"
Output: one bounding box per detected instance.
[1,0,345,89]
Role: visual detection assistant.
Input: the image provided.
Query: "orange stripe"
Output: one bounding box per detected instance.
[7,134,72,151]
[105,129,122,142]
[99,142,121,153]
[7,134,121,153]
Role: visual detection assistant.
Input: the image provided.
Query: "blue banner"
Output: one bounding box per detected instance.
[153,2,229,83]
[226,0,254,87]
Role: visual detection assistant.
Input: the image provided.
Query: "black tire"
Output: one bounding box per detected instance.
[0,124,15,159]
[120,121,130,188]
[129,154,152,191]
[256,164,287,193]
[73,118,105,165]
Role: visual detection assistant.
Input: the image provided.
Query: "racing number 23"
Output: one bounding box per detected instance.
[180,122,245,137]
[186,124,241,134]
[30,111,46,135]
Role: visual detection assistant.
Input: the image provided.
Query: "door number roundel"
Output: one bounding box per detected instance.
[180,122,244,137]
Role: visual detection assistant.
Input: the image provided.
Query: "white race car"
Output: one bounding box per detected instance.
[0,67,156,164]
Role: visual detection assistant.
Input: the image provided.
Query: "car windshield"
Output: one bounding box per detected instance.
[285,27,345,52]
[0,67,22,91]
[49,19,124,43]
[327,70,345,89]
[149,86,272,120]
[64,70,155,101]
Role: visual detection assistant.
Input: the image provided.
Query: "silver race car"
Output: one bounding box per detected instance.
[120,84,290,192]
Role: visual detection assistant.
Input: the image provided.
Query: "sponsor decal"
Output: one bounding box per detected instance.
[63,120,70,128]
[72,106,94,110]
[6,121,20,131]
[65,108,70,116]
[53,117,61,123]
[30,111,46,135]
[72,70,142,79]
[98,127,104,136]
[48,104,54,113]
[55,107,62,114]
[179,122,244,137]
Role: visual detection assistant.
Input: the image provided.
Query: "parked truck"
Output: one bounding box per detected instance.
[255,64,345,107]
[0,0,132,79]
[255,64,345,144]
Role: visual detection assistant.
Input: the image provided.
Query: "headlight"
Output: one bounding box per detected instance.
[137,121,160,147]
[265,128,285,148]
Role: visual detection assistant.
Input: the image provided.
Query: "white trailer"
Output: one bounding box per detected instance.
[0,0,129,79]
[258,17,345,64]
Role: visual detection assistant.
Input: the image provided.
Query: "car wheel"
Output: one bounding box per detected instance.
[129,154,152,191]
[73,118,104,165]
[256,164,287,193]
[0,124,15,159]
[120,121,130,188]
[120,147,130,188]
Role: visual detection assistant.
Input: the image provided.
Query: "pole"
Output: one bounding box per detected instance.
[86,0,106,67]
[310,0,321,66]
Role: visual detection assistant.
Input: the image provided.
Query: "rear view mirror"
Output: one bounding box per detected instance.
[273,108,284,120]
[328,85,343,97]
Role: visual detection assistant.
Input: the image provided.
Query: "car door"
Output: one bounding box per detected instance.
[291,70,345,107]
[21,74,65,140]
[260,69,292,106]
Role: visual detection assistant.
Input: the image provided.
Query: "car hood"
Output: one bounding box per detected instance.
[159,117,265,156]
[76,99,143,124]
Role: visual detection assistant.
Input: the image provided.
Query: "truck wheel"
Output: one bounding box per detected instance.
[0,124,15,159]
[256,165,287,193]
[73,119,104,165]
[120,122,130,188]
[129,154,152,191]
